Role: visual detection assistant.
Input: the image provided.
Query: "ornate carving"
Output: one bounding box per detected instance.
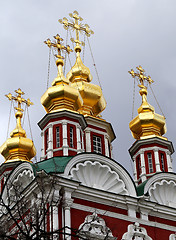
[148,180,176,207]
[69,161,128,194]
[78,212,116,240]
[122,222,152,240]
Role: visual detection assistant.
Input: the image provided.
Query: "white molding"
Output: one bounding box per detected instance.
[170,234,176,240]
[69,161,128,195]
[64,154,136,197]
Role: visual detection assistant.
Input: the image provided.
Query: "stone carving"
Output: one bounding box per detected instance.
[70,161,128,194]
[78,211,117,240]
[148,180,176,207]
[122,222,152,240]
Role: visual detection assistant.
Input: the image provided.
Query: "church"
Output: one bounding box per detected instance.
[0,11,176,240]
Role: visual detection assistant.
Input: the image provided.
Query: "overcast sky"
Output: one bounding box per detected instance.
[0,0,176,177]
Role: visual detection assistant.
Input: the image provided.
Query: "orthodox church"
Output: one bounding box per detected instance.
[0,11,176,240]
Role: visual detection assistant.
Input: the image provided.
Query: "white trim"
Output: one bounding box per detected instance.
[72,203,176,232]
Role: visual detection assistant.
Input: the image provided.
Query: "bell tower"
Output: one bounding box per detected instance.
[128,66,174,185]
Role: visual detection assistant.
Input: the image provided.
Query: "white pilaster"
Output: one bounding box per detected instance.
[47,124,53,159]
[41,131,45,160]
[76,125,82,154]
[140,150,147,182]
[85,129,91,152]
[133,156,138,184]
[62,190,73,240]
[81,130,85,152]
[166,150,173,172]
[62,121,68,156]
[154,148,161,172]
[104,134,110,157]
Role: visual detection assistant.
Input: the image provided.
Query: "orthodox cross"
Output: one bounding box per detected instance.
[128,65,154,89]
[44,34,72,59]
[59,10,94,47]
[5,88,33,112]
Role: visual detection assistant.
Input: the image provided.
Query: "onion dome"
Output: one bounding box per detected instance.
[0,89,36,163]
[67,45,106,116]
[41,35,82,113]
[129,66,166,140]
[59,11,106,117]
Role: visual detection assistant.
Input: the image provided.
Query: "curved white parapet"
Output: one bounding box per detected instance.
[70,160,128,195]
[122,222,152,240]
[64,153,137,196]
[148,180,176,207]
[78,211,117,240]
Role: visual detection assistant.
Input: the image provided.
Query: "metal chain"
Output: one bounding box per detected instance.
[6,100,13,139]
[64,28,69,75]
[132,77,136,119]
[82,32,86,63]
[86,36,102,89]
[47,47,51,89]
[27,106,37,161]
[22,104,27,127]
[149,84,166,118]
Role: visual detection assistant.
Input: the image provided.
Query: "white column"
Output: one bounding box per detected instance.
[62,190,73,240]
[81,130,85,152]
[47,124,53,159]
[40,131,45,160]
[133,156,138,184]
[62,121,68,156]
[166,150,173,172]
[104,134,110,157]
[85,129,91,152]
[140,150,147,182]
[76,125,82,154]
[154,148,161,172]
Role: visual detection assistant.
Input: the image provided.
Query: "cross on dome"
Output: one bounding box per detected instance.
[129,65,154,90]
[5,88,33,113]
[44,34,72,59]
[59,10,94,51]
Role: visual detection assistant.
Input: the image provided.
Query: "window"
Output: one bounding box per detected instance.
[45,130,48,151]
[93,135,102,154]
[56,127,60,148]
[136,156,141,178]
[147,153,153,173]
[160,153,165,171]
[70,126,74,148]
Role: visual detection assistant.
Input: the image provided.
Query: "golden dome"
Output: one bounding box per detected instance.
[0,89,36,163]
[41,58,83,113]
[41,35,83,114]
[129,66,166,140]
[67,46,106,117]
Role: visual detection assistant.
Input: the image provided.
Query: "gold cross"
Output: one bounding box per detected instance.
[5,88,33,112]
[128,65,154,89]
[59,10,94,48]
[44,34,72,59]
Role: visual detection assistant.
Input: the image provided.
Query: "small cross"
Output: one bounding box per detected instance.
[5,88,33,112]
[128,65,154,89]
[59,10,94,48]
[44,34,72,59]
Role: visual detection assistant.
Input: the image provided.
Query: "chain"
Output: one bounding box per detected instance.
[64,28,69,75]
[47,47,51,89]
[27,107,37,161]
[86,36,102,89]
[149,84,166,119]
[132,77,136,119]
[6,100,13,139]
[22,104,27,127]
[82,32,86,63]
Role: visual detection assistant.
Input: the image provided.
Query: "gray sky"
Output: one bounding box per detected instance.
[0,0,176,177]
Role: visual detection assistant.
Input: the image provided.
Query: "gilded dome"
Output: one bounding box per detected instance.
[41,58,83,113]
[67,46,106,117]
[0,106,36,163]
[129,87,167,140]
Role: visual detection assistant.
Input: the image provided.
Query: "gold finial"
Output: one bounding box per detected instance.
[59,10,94,52]
[128,65,154,90]
[44,34,72,60]
[5,88,33,113]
